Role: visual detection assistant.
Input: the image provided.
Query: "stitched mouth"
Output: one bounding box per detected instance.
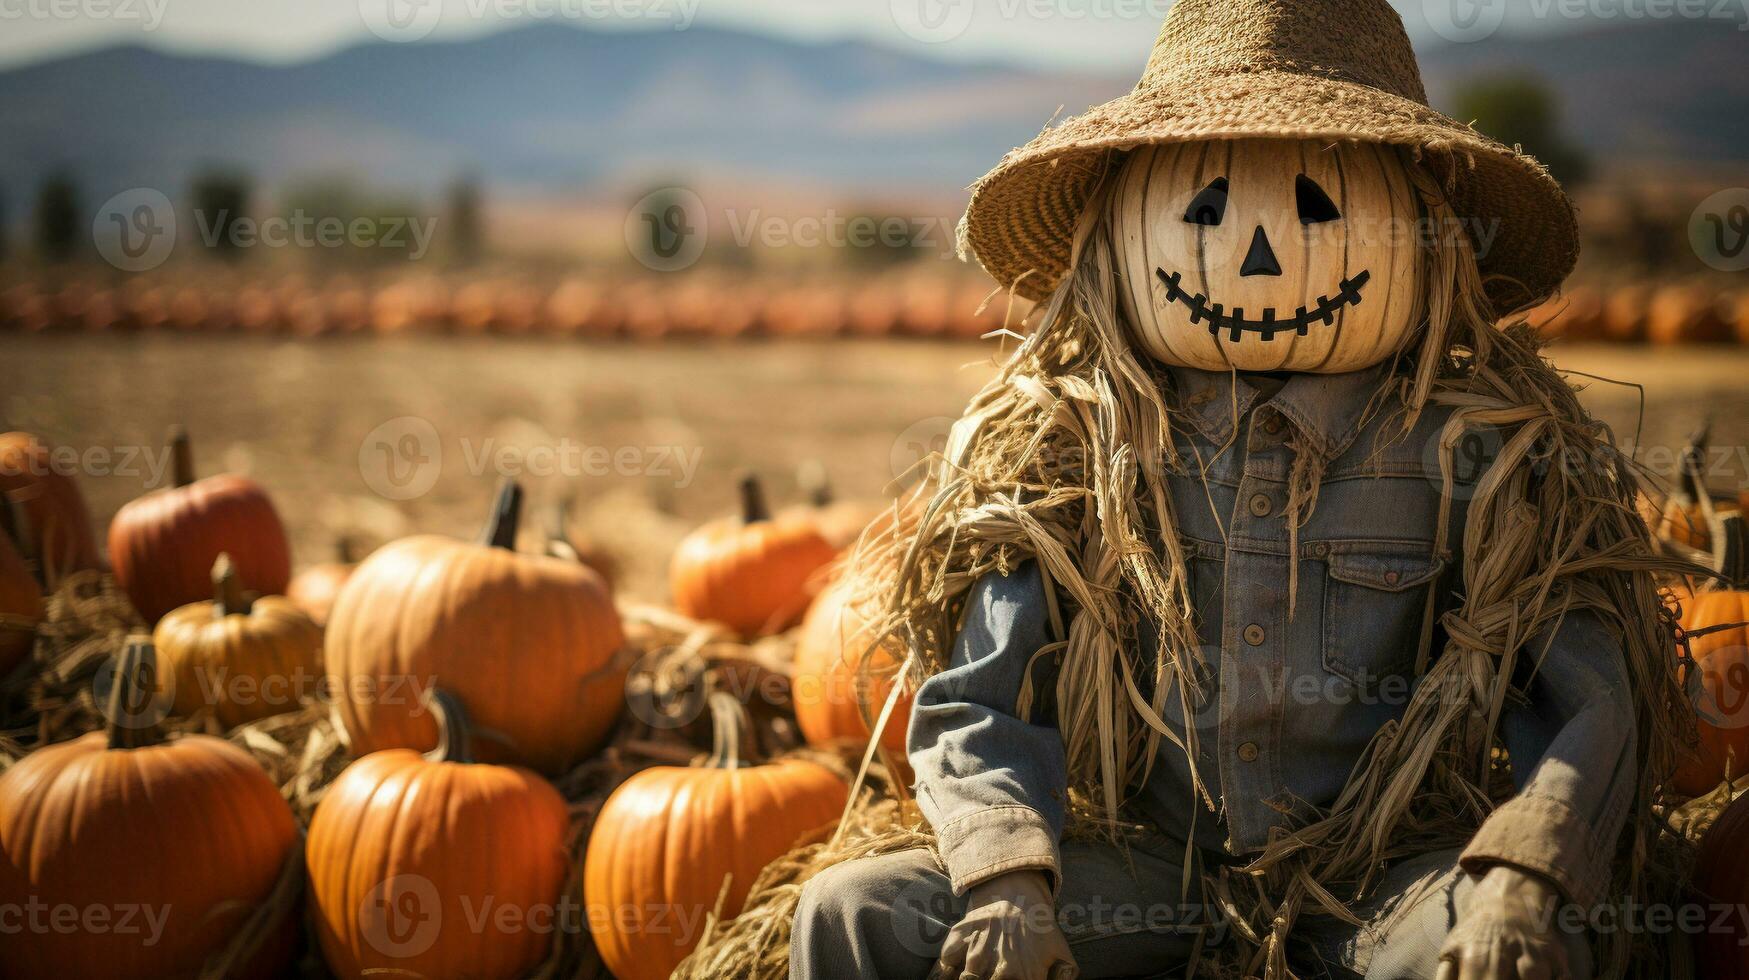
[1153,268,1371,343]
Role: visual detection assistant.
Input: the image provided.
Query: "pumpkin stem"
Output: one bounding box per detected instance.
[798,460,832,507]
[169,425,195,488]
[423,688,476,764]
[336,534,362,565]
[738,472,771,525]
[212,552,253,617]
[704,690,756,770]
[105,637,164,750]
[1,494,38,567]
[481,479,523,550]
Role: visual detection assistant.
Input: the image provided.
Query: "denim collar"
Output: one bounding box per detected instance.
[1167,362,1395,460]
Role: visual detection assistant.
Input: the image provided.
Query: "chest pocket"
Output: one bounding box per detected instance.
[1320,546,1446,687]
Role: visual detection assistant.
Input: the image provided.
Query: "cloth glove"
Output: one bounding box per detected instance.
[932,869,1078,980]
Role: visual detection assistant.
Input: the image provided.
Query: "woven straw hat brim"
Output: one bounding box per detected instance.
[960,70,1579,317]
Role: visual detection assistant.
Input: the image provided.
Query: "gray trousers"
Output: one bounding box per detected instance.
[791,845,1595,980]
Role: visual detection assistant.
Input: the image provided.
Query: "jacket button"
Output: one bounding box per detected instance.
[1243,624,1266,646]
[1262,416,1284,435]
[1309,542,1329,559]
[1238,741,1261,763]
[1248,494,1272,517]
[1384,570,1401,585]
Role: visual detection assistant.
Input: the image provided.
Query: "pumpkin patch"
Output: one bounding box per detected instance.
[670,473,837,636]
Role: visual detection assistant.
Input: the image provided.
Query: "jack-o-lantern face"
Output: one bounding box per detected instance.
[1110,138,1426,374]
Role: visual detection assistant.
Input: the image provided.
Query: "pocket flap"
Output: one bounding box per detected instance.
[1325,551,1445,591]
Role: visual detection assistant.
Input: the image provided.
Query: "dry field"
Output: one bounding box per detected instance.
[2,334,1745,600]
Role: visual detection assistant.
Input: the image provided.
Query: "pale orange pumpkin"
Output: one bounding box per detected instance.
[1674,588,1749,796]
[793,575,913,763]
[286,537,362,626]
[0,430,103,578]
[670,474,837,636]
[307,689,571,980]
[325,480,625,774]
[0,640,298,979]
[1111,138,1425,373]
[153,553,324,728]
[107,427,291,623]
[787,462,886,552]
[584,693,849,980]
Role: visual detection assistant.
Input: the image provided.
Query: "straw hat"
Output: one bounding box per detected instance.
[958,0,1578,317]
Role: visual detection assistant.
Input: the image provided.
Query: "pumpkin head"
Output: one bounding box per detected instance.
[793,575,913,764]
[107,427,291,623]
[670,473,837,636]
[286,536,362,626]
[0,640,298,979]
[325,480,625,774]
[153,553,324,728]
[307,689,571,980]
[1110,138,1425,373]
[0,430,103,579]
[1674,588,1749,796]
[0,516,42,679]
[584,693,849,980]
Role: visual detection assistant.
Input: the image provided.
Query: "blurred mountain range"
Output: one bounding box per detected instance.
[0,17,1742,206]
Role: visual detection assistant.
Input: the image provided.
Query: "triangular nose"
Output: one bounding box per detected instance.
[1241,225,1282,277]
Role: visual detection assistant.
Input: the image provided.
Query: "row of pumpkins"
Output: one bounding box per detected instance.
[0,429,910,980]
[0,272,1015,342]
[1524,280,1749,345]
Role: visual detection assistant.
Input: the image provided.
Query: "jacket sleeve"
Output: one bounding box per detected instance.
[908,560,1069,895]
[1459,609,1637,909]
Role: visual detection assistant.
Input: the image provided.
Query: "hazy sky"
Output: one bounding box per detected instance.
[0,0,1721,70]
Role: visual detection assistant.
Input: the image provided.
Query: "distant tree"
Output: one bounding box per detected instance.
[842,206,923,270]
[35,171,81,262]
[1452,75,1591,187]
[446,176,485,264]
[191,170,253,259]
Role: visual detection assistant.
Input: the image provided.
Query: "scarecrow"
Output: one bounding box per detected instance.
[788,1,1691,978]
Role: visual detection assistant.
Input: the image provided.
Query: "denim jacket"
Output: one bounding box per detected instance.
[908,364,1636,911]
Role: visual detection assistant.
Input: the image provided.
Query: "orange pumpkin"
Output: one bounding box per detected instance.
[153,553,324,728]
[670,474,836,636]
[0,520,42,679]
[325,480,625,774]
[0,639,297,979]
[1674,589,1749,796]
[307,689,570,980]
[585,693,849,980]
[546,497,619,594]
[1601,283,1651,343]
[286,537,362,626]
[788,461,885,551]
[0,430,103,578]
[793,575,913,763]
[1647,284,1731,345]
[107,427,291,623]
[1691,791,1749,974]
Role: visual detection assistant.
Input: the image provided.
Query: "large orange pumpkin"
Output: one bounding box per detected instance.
[0,521,42,679]
[670,474,836,636]
[307,689,570,980]
[585,693,849,980]
[325,480,625,774]
[153,553,324,728]
[793,576,913,762]
[285,537,361,626]
[1691,791,1749,974]
[1674,589,1749,796]
[0,430,103,578]
[107,427,291,623]
[0,639,298,979]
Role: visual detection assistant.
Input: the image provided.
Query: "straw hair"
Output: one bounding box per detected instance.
[958,0,1579,319]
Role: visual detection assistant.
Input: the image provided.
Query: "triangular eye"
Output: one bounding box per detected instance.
[1296,174,1341,224]
[1182,178,1228,226]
